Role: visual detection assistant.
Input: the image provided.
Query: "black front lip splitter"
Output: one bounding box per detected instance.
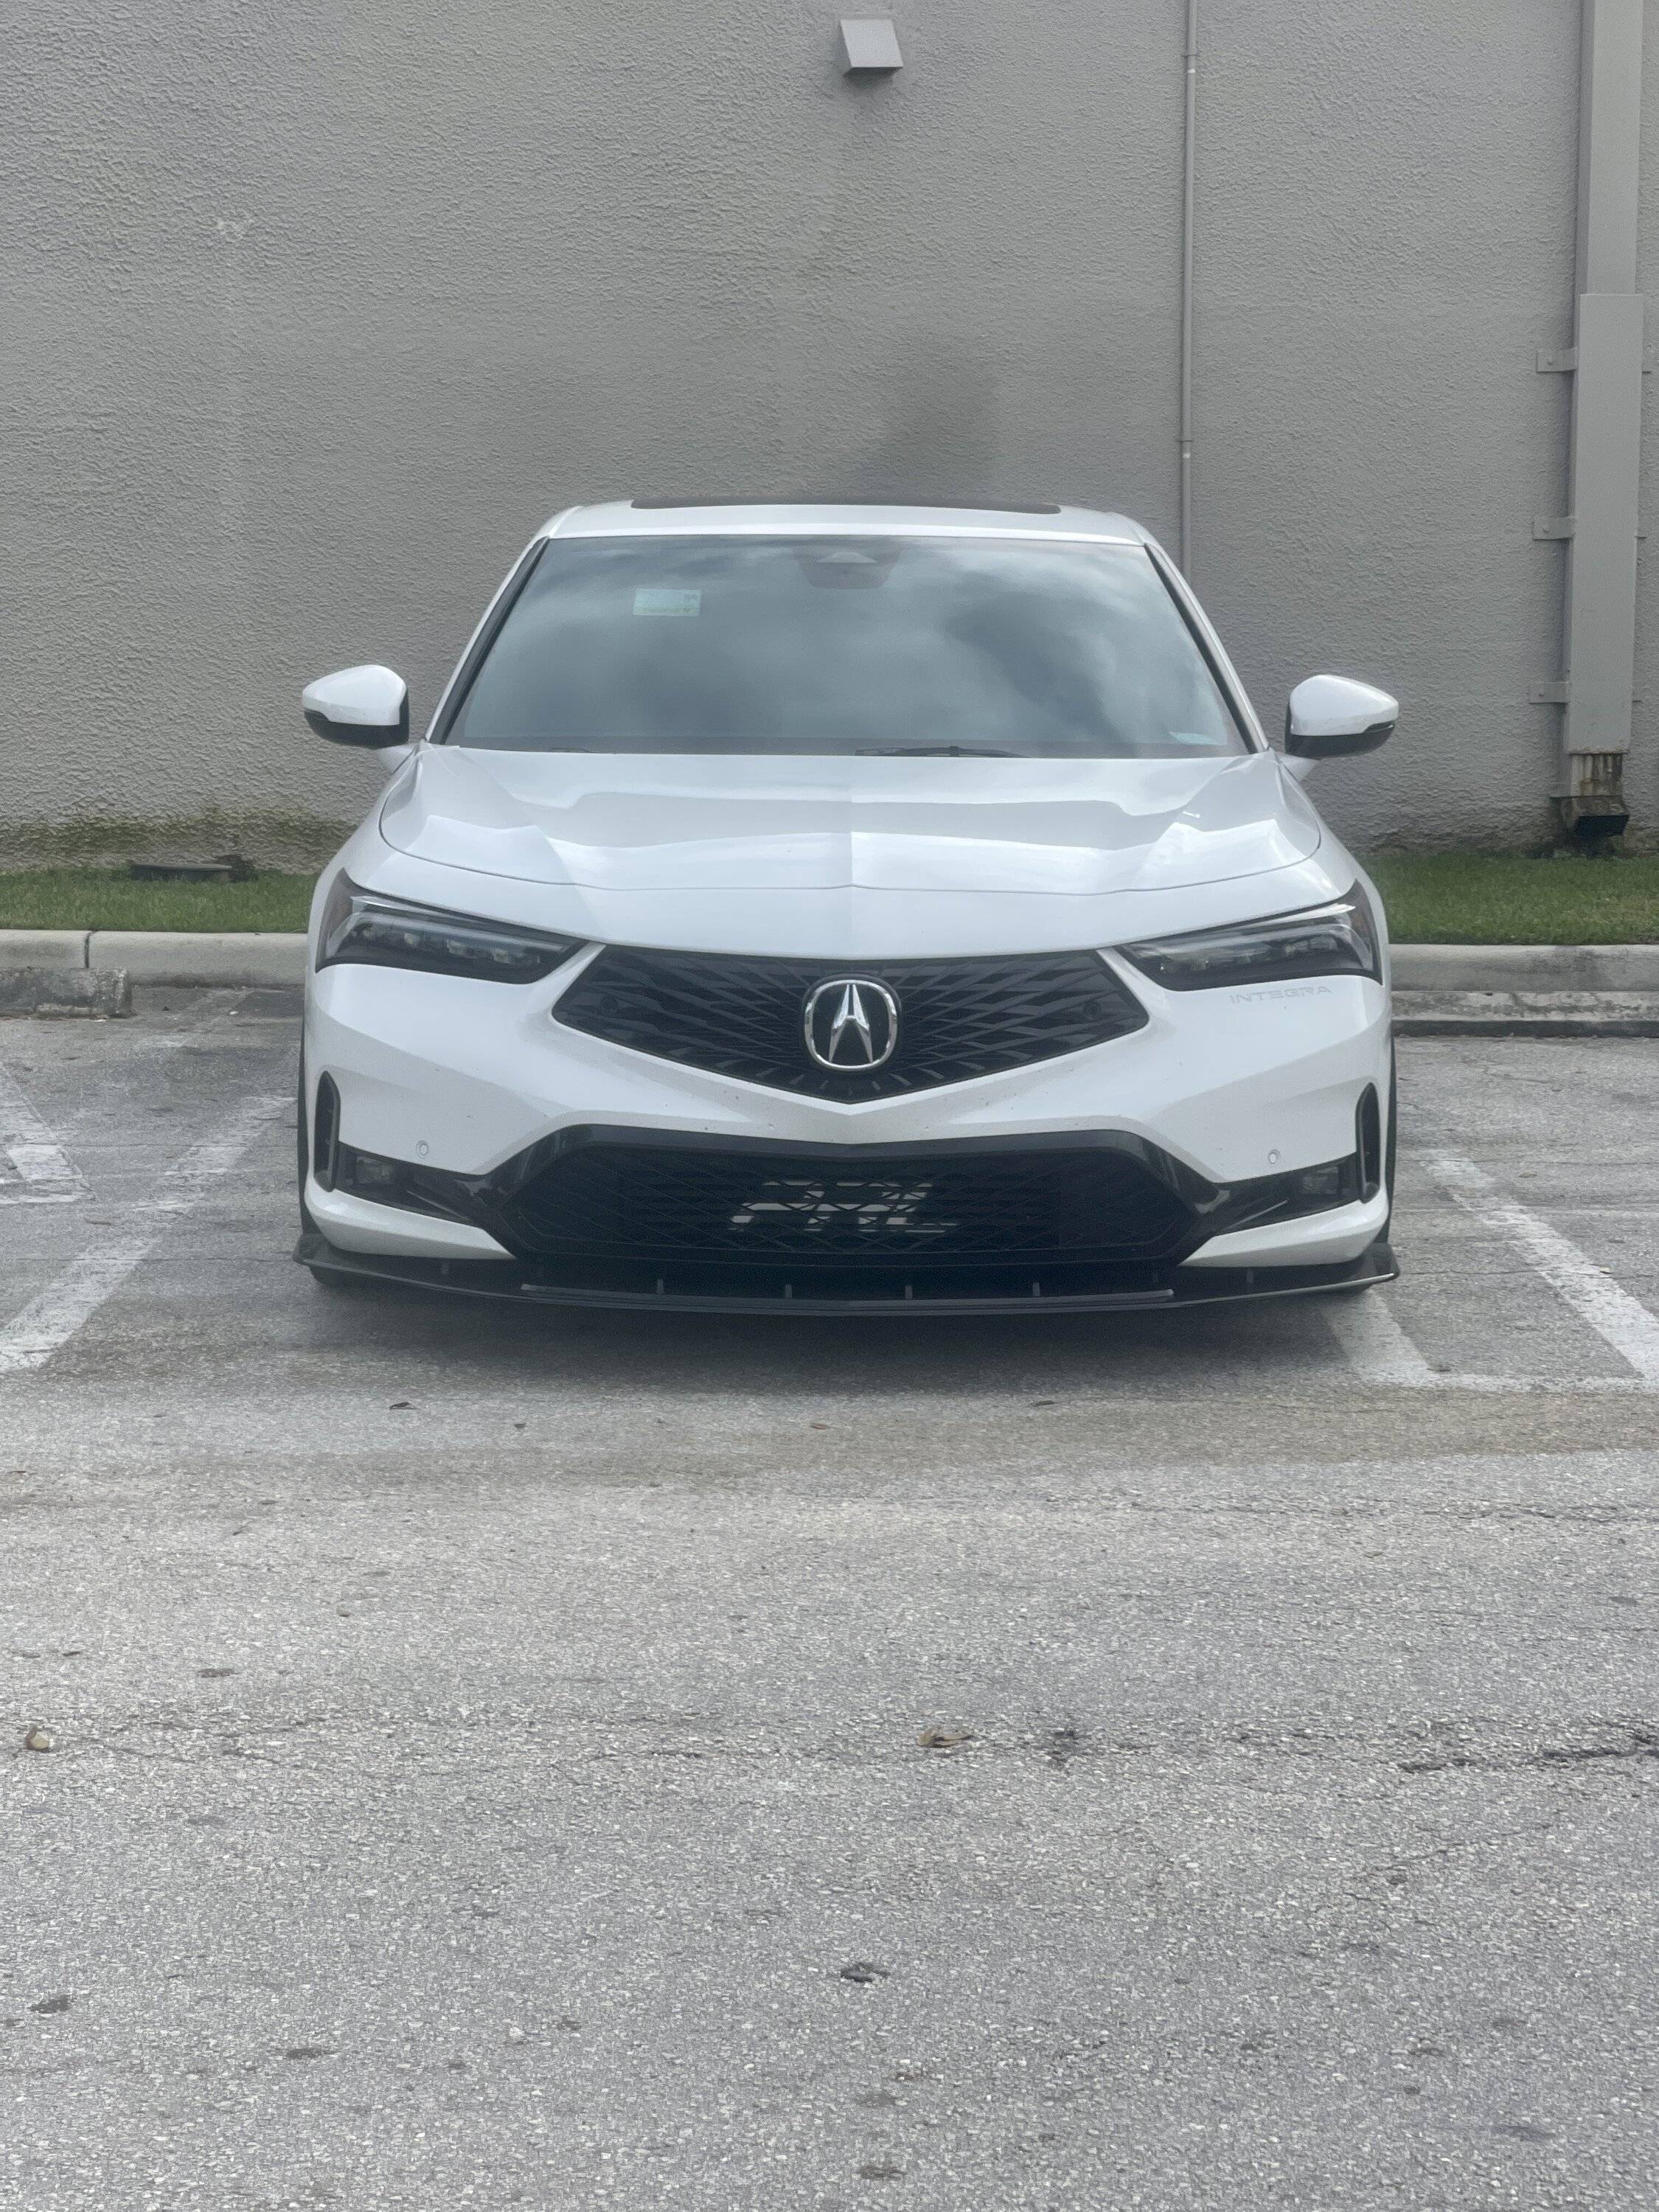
[294,1231,1398,1316]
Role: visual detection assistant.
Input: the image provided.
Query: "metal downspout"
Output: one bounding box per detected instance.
[1178,0,1199,577]
[1540,0,1646,838]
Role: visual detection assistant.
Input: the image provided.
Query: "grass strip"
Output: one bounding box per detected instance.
[0,871,317,932]
[0,855,1655,942]
[1363,853,1659,945]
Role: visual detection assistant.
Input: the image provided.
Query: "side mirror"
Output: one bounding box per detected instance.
[1285,675,1398,760]
[302,664,409,748]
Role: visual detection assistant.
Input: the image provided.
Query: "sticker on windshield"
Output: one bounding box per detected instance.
[633,588,701,617]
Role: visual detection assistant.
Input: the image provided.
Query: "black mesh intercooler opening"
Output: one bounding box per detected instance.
[552,947,1147,1099]
[490,1133,1197,1268]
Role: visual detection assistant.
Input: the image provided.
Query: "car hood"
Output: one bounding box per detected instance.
[379,748,1321,897]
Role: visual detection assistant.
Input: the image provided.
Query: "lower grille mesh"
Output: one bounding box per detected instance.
[501,1140,1194,1265]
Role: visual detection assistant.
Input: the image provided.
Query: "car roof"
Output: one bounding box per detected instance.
[541,498,1150,545]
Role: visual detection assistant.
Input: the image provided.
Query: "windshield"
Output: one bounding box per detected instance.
[440,535,1250,759]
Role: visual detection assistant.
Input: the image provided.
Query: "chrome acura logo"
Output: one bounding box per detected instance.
[803,977,900,1070]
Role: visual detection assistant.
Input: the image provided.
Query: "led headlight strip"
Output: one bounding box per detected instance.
[317,875,581,984]
[1119,886,1381,991]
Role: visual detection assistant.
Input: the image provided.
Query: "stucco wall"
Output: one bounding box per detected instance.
[1195,1,1585,849]
[1634,3,1659,842]
[0,0,1640,849]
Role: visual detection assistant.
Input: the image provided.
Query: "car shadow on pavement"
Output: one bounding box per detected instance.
[299,1273,1343,1400]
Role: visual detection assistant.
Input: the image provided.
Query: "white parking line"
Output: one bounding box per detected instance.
[7,1055,1659,1397]
[0,1240,156,1374]
[131,989,251,1051]
[0,1059,86,1205]
[1321,1287,1437,1385]
[0,1092,286,1376]
[1424,1150,1659,1384]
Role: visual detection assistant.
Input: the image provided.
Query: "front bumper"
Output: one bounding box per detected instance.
[301,945,1395,1307]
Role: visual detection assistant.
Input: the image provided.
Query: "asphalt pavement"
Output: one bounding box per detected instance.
[3,990,1658,2211]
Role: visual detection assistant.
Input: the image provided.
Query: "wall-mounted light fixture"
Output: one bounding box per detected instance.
[839,18,902,74]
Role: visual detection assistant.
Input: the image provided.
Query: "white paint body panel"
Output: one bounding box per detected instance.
[302,663,407,731]
[379,749,1323,903]
[305,1179,512,1258]
[1288,673,1399,740]
[1180,1189,1392,1269]
[305,504,1395,1281]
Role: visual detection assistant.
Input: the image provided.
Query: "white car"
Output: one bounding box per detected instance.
[297,500,1398,1315]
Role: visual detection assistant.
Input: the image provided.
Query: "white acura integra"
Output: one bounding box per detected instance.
[298,500,1399,1315]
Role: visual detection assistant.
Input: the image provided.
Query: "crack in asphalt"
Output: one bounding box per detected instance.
[1399,1726,1659,1775]
[18,1713,1659,1783]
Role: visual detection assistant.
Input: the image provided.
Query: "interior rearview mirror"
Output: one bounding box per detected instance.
[302,664,409,748]
[1284,675,1398,761]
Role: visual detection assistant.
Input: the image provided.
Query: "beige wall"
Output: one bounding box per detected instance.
[1,1,1638,849]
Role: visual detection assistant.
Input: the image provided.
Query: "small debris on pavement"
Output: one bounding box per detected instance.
[917,1726,973,1750]
[839,1962,890,1984]
[389,1400,412,1411]
[23,1727,53,1753]
[505,2025,527,2045]
[30,1995,72,2015]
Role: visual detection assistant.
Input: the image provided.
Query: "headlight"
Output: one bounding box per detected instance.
[1118,886,1382,990]
[316,875,582,983]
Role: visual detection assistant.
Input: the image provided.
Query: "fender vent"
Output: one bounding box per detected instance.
[1356,1084,1382,1201]
[312,1073,341,1190]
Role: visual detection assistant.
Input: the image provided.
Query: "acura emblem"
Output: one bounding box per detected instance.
[803,977,900,1071]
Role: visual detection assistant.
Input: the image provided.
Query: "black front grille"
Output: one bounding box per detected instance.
[552,947,1147,1099]
[495,1133,1195,1267]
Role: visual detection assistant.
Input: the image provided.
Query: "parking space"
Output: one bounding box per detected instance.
[4,991,1659,1417]
[5,993,1659,2208]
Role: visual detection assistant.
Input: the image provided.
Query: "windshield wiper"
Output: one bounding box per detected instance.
[855,744,1021,757]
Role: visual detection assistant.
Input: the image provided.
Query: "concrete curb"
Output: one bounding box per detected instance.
[1389,943,1659,992]
[1392,992,1659,1037]
[0,930,90,972]
[0,931,308,986]
[85,931,307,986]
[0,931,1656,1015]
